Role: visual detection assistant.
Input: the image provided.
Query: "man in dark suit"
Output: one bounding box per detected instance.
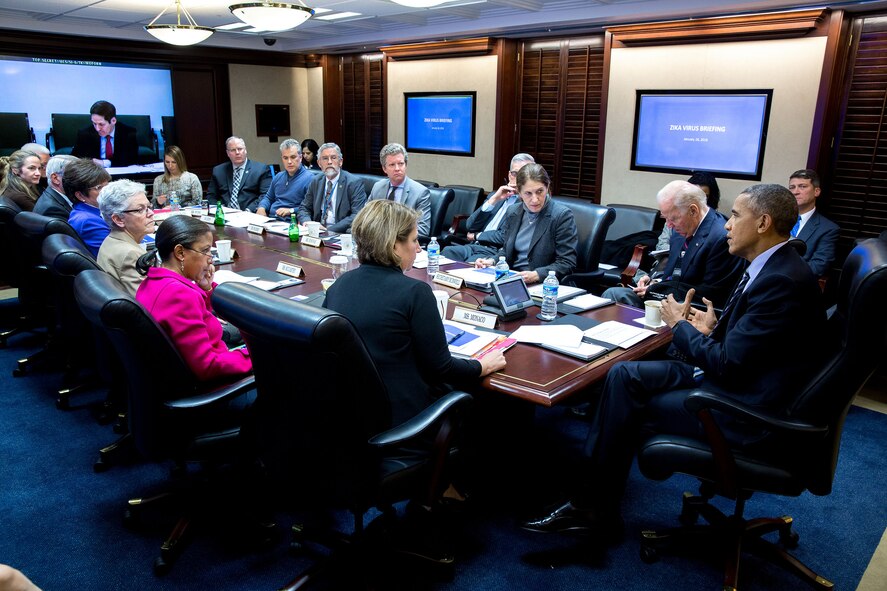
[442,153,535,262]
[33,154,78,220]
[297,142,367,234]
[788,169,840,277]
[522,183,826,540]
[367,143,431,236]
[71,100,139,168]
[604,180,745,309]
[205,136,272,213]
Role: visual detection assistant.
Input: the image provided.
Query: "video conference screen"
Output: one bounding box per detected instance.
[0,55,174,152]
[630,90,772,180]
[404,92,476,157]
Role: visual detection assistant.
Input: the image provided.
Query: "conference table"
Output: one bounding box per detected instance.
[206,221,673,408]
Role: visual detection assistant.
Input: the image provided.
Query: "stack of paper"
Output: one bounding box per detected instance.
[510,324,608,361]
[528,284,586,303]
[413,250,458,269]
[444,320,500,358]
[559,293,613,312]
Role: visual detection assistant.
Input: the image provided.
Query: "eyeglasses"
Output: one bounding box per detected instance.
[120,206,152,216]
[183,245,213,259]
[507,169,521,177]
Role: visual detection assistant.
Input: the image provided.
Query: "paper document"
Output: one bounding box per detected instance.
[509,324,584,348]
[413,250,457,268]
[445,320,500,358]
[584,321,656,349]
[213,270,260,284]
[223,211,274,228]
[559,293,613,312]
[528,284,586,302]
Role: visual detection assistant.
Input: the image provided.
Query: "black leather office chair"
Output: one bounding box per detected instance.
[550,197,615,287]
[0,196,28,346]
[596,203,663,287]
[351,172,386,199]
[211,282,473,589]
[439,185,485,247]
[422,186,456,246]
[636,238,887,590]
[73,270,256,574]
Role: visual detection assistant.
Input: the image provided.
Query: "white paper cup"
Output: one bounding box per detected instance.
[432,290,449,320]
[329,255,349,279]
[215,240,232,262]
[321,278,335,292]
[339,233,353,253]
[305,221,321,238]
[644,300,662,326]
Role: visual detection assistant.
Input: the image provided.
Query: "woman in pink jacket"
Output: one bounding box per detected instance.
[135,215,251,381]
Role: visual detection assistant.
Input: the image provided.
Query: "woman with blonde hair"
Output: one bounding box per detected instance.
[0,150,42,211]
[324,199,506,425]
[152,145,202,208]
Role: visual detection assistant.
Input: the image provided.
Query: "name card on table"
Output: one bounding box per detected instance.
[246,224,266,235]
[200,215,216,224]
[300,236,323,247]
[276,261,304,278]
[451,306,497,329]
[433,272,463,289]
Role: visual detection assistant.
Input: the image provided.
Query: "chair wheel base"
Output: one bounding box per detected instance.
[153,555,171,576]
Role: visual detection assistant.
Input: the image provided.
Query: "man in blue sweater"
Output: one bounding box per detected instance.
[255,138,313,220]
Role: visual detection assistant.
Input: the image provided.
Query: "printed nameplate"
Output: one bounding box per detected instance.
[276,261,304,278]
[246,224,265,235]
[452,307,497,329]
[433,272,463,289]
[191,209,205,217]
[200,215,216,224]
[300,236,323,247]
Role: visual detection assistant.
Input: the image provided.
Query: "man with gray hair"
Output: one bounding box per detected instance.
[255,138,313,220]
[297,142,367,233]
[522,183,827,540]
[367,143,431,236]
[603,180,743,309]
[34,154,78,220]
[206,136,272,212]
[442,153,535,262]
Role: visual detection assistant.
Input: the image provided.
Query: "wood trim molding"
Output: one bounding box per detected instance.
[607,9,829,47]
[380,37,496,60]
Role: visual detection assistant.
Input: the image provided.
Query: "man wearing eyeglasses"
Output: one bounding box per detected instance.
[205,136,272,213]
[442,153,534,262]
[63,158,112,256]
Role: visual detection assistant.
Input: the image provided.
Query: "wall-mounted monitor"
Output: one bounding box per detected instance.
[255,104,290,138]
[404,92,476,157]
[630,89,773,180]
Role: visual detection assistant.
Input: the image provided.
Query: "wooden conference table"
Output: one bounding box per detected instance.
[208,222,672,407]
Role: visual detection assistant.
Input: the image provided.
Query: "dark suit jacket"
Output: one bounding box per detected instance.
[33,187,73,220]
[324,262,481,425]
[495,198,578,280]
[205,159,272,213]
[797,210,840,277]
[465,192,518,247]
[672,242,826,406]
[659,208,745,308]
[297,170,367,233]
[72,121,139,167]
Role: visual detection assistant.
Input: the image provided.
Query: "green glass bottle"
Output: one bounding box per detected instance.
[288,213,300,242]
[213,200,225,226]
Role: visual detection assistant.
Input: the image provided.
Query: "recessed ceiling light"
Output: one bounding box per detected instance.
[315,11,362,21]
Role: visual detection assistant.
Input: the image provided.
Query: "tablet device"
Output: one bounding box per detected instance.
[491,274,535,315]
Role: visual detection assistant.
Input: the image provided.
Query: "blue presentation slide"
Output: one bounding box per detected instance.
[406,95,474,154]
[634,94,769,175]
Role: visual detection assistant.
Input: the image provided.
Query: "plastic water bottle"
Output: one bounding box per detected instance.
[427,237,440,275]
[288,213,300,242]
[540,270,559,320]
[494,256,510,281]
[169,191,180,212]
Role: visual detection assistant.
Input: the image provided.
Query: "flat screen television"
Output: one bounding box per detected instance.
[404,92,476,157]
[630,90,773,180]
[255,104,290,138]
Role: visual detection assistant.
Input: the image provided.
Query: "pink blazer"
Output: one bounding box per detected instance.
[136,267,252,381]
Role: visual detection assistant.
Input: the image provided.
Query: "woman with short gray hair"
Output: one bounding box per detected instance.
[96,179,155,296]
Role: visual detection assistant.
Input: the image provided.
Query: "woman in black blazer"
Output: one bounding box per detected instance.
[324,199,506,425]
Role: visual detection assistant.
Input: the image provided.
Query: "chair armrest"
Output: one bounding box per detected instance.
[619,244,647,286]
[369,391,473,448]
[448,214,470,235]
[683,390,827,436]
[164,375,256,410]
[562,269,605,290]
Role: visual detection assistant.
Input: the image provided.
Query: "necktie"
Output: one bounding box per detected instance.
[105,136,113,160]
[230,167,243,210]
[791,215,801,238]
[387,184,397,201]
[322,180,334,223]
[713,271,750,335]
[667,236,692,280]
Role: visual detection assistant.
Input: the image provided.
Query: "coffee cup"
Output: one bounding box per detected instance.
[329,255,349,279]
[339,233,353,254]
[321,278,336,292]
[432,290,449,320]
[215,240,232,263]
[305,221,321,238]
[644,300,662,326]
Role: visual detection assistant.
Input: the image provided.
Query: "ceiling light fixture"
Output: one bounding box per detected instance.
[144,0,214,46]
[229,2,315,32]
[389,0,451,7]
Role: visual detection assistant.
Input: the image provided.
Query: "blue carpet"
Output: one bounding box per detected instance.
[1,322,885,590]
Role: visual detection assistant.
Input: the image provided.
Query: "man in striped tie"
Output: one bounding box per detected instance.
[205,136,272,213]
[522,183,827,542]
